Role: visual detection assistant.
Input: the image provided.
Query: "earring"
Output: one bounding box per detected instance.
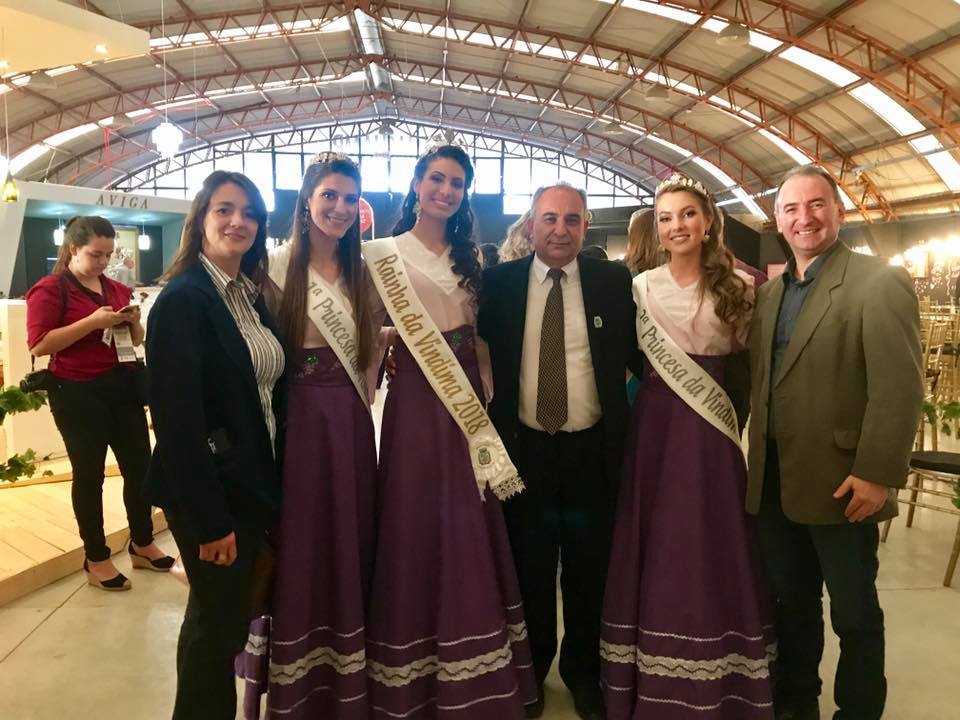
[413,197,422,222]
[301,206,311,235]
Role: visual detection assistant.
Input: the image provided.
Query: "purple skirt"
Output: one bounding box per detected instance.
[366,325,537,719]
[601,355,775,720]
[239,347,377,720]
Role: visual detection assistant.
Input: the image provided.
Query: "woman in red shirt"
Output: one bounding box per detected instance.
[26,216,173,591]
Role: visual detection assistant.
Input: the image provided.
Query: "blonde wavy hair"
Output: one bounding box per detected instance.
[655,175,752,328]
[624,208,664,273]
[499,210,534,262]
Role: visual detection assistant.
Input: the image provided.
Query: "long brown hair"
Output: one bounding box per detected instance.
[164,171,269,284]
[624,207,663,273]
[53,216,115,274]
[392,145,481,302]
[655,176,752,327]
[277,157,373,369]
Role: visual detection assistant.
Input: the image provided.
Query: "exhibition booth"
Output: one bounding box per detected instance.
[0,183,190,604]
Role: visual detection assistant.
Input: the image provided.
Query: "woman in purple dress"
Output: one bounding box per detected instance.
[239,153,384,719]
[600,176,775,719]
[364,144,537,719]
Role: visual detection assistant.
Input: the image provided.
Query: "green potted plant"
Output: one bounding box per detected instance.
[921,398,960,509]
[0,386,54,483]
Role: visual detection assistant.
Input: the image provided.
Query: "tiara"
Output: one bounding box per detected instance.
[655,173,711,198]
[420,129,467,159]
[309,151,356,166]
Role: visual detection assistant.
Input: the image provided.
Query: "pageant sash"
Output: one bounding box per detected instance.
[363,236,524,500]
[633,272,741,449]
[268,244,370,408]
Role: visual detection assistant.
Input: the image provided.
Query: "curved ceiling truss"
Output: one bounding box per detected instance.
[5,0,959,224]
[113,119,658,203]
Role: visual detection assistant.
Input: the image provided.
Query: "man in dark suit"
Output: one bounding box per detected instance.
[478,184,640,720]
[748,166,922,720]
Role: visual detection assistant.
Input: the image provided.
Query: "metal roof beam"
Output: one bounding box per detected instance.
[46,91,681,190]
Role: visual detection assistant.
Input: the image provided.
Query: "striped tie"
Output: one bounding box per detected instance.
[537,268,567,435]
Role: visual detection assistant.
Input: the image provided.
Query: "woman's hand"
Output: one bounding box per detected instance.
[87,305,126,329]
[120,305,145,345]
[117,305,142,326]
[198,532,237,566]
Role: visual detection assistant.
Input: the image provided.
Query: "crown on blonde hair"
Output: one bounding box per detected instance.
[655,173,711,199]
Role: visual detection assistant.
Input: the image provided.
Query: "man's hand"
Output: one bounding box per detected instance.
[833,475,889,522]
[198,532,237,566]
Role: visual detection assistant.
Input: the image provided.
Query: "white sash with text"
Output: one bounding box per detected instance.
[268,244,370,408]
[633,272,741,449]
[363,236,523,500]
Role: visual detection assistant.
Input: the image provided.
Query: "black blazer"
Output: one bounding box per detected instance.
[145,263,286,545]
[477,255,641,492]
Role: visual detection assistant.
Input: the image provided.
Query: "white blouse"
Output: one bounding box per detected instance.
[644,265,754,356]
[393,231,476,332]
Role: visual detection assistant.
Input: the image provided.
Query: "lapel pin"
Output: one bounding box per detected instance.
[593,315,603,328]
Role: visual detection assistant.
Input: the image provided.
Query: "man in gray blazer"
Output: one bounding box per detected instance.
[747,166,923,720]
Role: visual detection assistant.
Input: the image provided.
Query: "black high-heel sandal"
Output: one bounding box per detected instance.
[83,559,131,591]
[128,542,176,572]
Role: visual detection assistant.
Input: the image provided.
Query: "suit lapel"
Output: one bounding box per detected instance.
[759,279,784,392]
[187,264,261,399]
[774,246,850,387]
[578,256,604,382]
[510,256,534,377]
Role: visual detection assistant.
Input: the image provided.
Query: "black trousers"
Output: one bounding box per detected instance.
[757,442,886,720]
[504,423,612,695]
[47,368,154,562]
[166,512,264,720]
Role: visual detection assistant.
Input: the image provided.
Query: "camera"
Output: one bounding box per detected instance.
[20,369,58,394]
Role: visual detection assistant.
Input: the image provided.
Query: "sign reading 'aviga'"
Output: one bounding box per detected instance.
[96,192,149,209]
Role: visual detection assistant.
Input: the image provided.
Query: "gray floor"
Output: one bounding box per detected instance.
[1,500,958,718]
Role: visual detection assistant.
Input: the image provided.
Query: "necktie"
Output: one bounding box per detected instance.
[537,268,568,434]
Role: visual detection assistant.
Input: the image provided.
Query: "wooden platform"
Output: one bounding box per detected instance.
[0,476,166,606]
[0,456,119,490]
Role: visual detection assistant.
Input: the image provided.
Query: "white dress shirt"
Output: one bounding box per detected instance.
[519,255,601,432]
[200,253,285,447]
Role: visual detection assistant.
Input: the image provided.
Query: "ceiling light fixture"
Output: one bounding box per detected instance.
[644,84,669,101]
[102,114,135,129]
[95,44,108,55]
[1,30,17,204]
[716,23,750,47]
[152,121,183,159]
[151,1,182,159]
[25,73,58,91]
[53,217,65,246]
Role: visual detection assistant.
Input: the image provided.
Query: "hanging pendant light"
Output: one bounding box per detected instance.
[152,0,182,160]
[138,225,151,250]
[152,121,183,159]
[1,70,17,203]
[53,218,64,246]
[1,170,17,203]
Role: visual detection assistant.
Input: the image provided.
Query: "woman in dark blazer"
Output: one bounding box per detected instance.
[146,170,286,720]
